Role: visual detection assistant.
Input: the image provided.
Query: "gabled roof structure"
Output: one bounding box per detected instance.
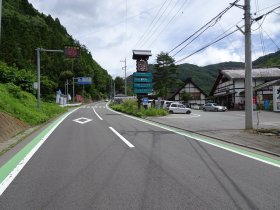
[169,78,208,100]
[209,68,280,96]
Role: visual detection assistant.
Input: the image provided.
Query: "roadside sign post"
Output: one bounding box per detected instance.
[132,50,152,110]
[35,46,80,111]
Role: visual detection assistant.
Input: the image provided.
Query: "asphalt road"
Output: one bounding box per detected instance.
[0,102,279,209]
[149,109,280,132]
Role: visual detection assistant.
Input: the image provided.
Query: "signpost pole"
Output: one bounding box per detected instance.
[36,48,41,111]
[73,77,75,102]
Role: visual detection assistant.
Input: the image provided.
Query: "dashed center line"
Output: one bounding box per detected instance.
[109,127,135,148]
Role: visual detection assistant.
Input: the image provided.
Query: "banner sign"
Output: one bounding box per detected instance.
[273,86,280,111]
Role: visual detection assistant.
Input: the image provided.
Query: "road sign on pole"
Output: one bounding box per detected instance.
[77,77,92,85]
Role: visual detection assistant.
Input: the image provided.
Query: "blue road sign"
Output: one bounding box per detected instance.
[77,77,92,85]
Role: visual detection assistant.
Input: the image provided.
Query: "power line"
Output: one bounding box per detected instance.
[173,5,280,64]
[147,0,190,49]
[138,0,173,48]
[141,0,185,48]
[262,29,280,50]
[168,0,240,54]
[175,28,240,64]
[134,0,169,48]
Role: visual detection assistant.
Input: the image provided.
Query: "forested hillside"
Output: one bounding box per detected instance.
[0,0,111,100]
[253,50,280,67]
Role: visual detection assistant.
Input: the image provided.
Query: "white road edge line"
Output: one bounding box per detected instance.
[105,103,280,168]
[93,108,103,120]
[0,107,80,196]
[109,127,135,148]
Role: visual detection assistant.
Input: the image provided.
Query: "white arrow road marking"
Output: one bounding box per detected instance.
[109,127,135,148]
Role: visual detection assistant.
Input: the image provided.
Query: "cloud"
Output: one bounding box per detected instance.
[28,0,280,77]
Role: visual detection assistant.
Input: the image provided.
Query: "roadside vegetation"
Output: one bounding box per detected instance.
[0,83,67,125]
[110,99,168,118]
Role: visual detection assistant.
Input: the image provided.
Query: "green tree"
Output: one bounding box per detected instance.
[181,91,192,103]
[153,52,179,99]
[114,76,125,94]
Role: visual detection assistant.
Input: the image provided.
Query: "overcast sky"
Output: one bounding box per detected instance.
[28,0,280,78]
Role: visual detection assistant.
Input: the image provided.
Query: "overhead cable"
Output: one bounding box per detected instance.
[168,0,240,54]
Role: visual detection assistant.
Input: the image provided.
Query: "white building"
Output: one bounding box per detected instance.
[169,78,207,106]
[209,68,280,110]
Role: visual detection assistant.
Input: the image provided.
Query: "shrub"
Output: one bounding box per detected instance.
[110,99,168,118]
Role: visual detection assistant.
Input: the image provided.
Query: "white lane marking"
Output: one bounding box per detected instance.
[262,122,280,126]
[109,127,135,148]
[0,108,80,196]
[93,108,103,120]
[106,104,280,168]
[73,117,92,124]
[235,114,245,117]
[163,114,200,119]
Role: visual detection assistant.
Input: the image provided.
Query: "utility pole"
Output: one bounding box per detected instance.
[114,80,116,98]
[244,0,253,129]
[120,58,127,96]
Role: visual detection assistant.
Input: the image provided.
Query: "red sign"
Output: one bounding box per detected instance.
[64,46,80,58]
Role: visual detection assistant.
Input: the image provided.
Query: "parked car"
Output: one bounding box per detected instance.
[167,102,192,114]
[161,100,174,109]
[202,103,227,112]
[191,104,201,110]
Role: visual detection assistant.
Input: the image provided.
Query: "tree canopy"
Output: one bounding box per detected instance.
[0,0,112,101]
[153,52,181,99]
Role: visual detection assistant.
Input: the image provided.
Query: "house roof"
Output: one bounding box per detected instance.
[169,78,207,100]
[209,67,280,96]
[222,68,280,79]
[239,78,280,95]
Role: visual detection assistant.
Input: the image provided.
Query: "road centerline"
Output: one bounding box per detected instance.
[93,108,103,120]
[109,127,135,148]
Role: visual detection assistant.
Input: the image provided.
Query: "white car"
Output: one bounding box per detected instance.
[167,102,192,114]
[202,103,227,112]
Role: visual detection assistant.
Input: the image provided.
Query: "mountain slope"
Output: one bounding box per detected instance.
[0,0,111,100]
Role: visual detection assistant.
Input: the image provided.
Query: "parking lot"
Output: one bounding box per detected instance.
[148,110,280,132]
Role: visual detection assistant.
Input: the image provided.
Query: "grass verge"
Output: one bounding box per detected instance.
[0,83,67,125]
[110,99,168,118]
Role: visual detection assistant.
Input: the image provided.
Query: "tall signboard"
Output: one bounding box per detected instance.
[273,86,280,112]
[132,50,152,95]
